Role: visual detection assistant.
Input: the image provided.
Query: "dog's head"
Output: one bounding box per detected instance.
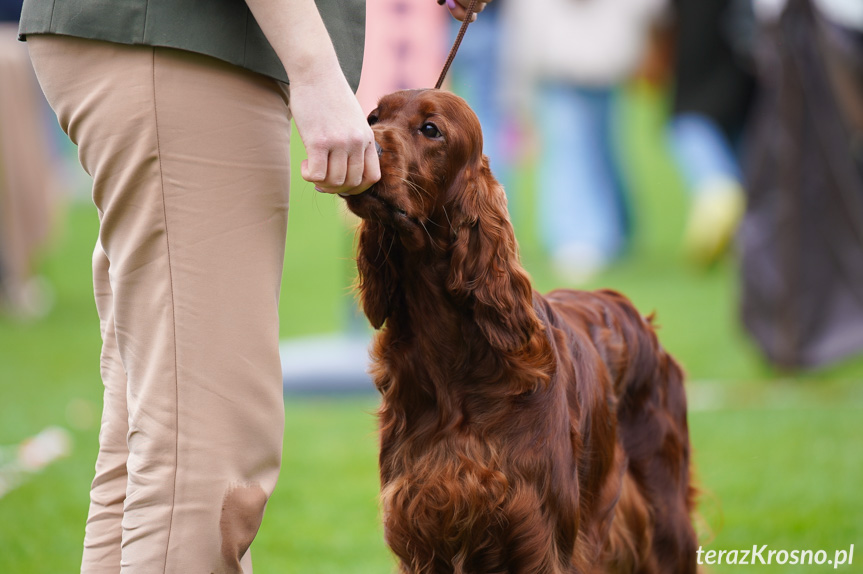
[344,89,485,250]
[344,90,543,354]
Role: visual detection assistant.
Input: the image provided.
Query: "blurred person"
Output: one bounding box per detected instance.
[503,0,667,284]
[740,0,863,369]
[0,0,58,318]
[17,0,487,572]
[667,0,756,266]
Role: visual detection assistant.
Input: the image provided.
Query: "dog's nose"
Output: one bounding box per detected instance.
[375,141,383,157]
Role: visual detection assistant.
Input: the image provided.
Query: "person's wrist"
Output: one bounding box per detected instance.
[286,56,346,89]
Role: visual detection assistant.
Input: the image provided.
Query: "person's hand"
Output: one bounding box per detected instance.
[289,68,380,196]
[244,0,380,195]
[437,0,492,22]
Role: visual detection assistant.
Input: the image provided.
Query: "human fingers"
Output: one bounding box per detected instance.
[329,144,363,193]
[300,146,329,185]
[438,0,486,21]
[302,128,372,193]
[335,140,381,196]
[323,146,350,190]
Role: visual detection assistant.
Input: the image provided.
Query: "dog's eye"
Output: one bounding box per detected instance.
[368,113,379,126]
[419,122,442,139]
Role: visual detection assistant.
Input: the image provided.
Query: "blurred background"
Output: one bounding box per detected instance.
[1,0,862,571]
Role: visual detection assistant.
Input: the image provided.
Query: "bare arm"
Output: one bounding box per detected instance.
[243,0,495,195]
[245,0,380,196]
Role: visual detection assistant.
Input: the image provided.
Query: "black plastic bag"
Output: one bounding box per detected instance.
[740,0,863,369]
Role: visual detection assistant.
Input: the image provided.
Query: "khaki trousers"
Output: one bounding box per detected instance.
[28,36,291,573]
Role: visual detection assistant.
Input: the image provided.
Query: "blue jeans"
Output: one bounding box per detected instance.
[668,113,741,193]
[535,84,631,259]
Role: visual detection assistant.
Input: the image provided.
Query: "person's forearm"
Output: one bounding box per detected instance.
[244,0,380,195]
[244,0,345,86]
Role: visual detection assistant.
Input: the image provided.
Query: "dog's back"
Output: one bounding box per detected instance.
[543,288,698,573]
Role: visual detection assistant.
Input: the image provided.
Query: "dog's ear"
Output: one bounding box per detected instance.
[446,158,541,353]
[356,220,399,329]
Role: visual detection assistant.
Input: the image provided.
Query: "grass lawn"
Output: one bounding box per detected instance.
[1,87,861,572]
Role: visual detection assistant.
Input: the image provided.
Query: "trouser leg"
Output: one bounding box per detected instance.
[28,36,291,573]
[82,238,130,572]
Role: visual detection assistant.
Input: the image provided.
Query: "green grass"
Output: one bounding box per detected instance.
[1,87,861,572]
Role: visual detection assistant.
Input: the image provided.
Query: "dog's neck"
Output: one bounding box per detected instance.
[372,254,542,409]
[384,254,481,363]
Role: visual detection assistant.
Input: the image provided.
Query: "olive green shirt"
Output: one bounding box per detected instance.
[17,0,366,90]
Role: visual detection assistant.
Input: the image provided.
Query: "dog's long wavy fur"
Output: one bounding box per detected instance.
[344,89,698,574]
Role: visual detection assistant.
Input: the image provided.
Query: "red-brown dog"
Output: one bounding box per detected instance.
[343,89,697,574]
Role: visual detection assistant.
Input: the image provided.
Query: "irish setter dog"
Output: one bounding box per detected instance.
[343,89,697,574]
